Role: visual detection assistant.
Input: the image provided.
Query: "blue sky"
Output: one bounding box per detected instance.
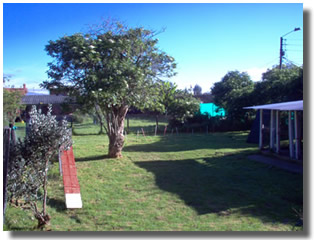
[3,3,303,93]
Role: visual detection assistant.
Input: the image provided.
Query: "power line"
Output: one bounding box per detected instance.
[285,50,303,52]
[259,57,280,68]
[283,57,302,66]
[285,43,303,47]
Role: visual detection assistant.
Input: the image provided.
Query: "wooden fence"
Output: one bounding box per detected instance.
[3,127,16,221]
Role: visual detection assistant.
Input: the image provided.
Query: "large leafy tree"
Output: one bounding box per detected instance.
[211,71,254,128]
[42,21,176,158]
[167,89,201,127]
[252,65,303,105]
[145,80,177,130]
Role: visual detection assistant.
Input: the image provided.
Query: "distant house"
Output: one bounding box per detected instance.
[21,94,76,122]
[4,83,28,95]
[194,93,213,103]
[4,83,77,122]
[22,95,75,105]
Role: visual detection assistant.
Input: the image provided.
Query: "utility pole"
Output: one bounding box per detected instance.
[279,28,301,69]
[279,37,284,69]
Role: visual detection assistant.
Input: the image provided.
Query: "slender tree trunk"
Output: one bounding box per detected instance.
[43,163,48,217]
[95,104,105,134]
[155,114,159,133]
[107,106,128,158]
[37,158,51,228]
[100,122,104,134]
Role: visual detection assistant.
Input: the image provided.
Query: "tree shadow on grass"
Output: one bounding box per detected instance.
[124,132,256,153]
[75,154,110,162]
[134,154,303,225]
[72,133,102,136]
[47,197,66,212]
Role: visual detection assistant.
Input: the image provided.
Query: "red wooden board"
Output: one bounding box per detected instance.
[60,146,81,194]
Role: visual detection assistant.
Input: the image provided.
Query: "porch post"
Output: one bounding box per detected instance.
[294,110,300,160]
[288,111,295,158]
[270,110,275,150]
[259,109,263,150]
[275,110,280,153]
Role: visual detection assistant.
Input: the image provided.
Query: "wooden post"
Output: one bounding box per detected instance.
[154,125,157,136]
[259,109,263,150]
[58,149,63,176]
[3,128,11,220]
[270,110,275,150]
[10,127,16,146]
[141,128,146,137]
[288,111,295,158]
[276,110,280,153]
[294,110,300,160]
[163,125,167,136]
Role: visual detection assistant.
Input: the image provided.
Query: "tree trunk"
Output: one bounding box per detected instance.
[99,120,104,134]
[42,161,49,217]
[31,202,51,229]
[155,114,159,133]
[108,133,124,158]
[95,104,105,134]
[107,106,128,158]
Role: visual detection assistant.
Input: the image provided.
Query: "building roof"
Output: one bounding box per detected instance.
[244,100,303,111]
[4,84,28,95]
[22,95,75,105]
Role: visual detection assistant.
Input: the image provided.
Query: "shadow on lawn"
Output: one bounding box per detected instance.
[47,197,66,212]
[124,132,255,153]
[135,154,303,225]
[75,154,109,162]
[72,133,102,136]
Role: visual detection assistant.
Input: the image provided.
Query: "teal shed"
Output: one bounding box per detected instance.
[200,103,225,117]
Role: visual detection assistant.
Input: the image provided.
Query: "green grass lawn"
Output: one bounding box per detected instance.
[4,116,303,231]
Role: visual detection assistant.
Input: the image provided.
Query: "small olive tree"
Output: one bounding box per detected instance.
[7,105,72,229]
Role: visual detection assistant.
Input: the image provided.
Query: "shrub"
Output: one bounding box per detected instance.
[71,110,86,123]
[6,105,72,229]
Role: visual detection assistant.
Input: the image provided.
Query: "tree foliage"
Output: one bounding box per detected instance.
[252,65,303,105]
[42,20,176,157]
[168,89,200,127]
[210,66,303,131]
[147,81,177,114]
[7,105,72,228]
[211,71,254,128]
[3,89,23,126]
